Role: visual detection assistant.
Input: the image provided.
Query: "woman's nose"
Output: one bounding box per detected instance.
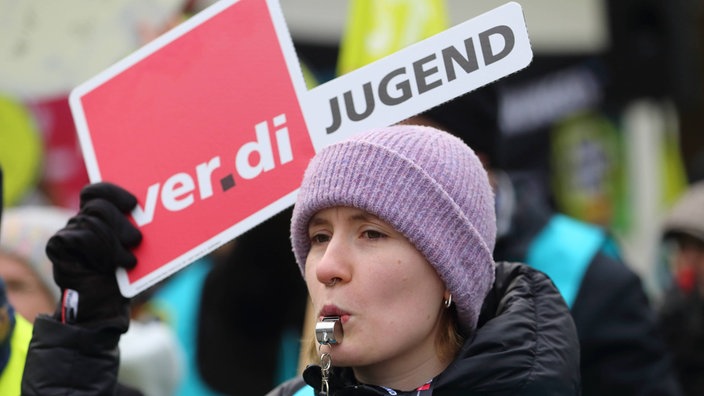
[314,234,351,286]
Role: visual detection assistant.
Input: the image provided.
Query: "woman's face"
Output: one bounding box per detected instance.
[0,253,55,323]
[305,206,448,384]
[672,235,704,293]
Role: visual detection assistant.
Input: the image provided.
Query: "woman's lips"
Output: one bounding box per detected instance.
[319,304,351,324]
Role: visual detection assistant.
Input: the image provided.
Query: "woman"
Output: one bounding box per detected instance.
[268,125,580,395]
[21,125,579,395]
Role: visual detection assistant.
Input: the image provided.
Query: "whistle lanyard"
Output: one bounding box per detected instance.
[314,316,434,395]
[374,379,434,395]
[316,316,342,396]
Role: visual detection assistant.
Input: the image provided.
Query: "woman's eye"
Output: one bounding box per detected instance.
[310,233,331,244]
[362,230,385,240]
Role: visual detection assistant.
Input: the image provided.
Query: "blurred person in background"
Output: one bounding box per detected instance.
[0,168,33,396]
[409,86,683,396]
[657,181,704,396]
[0,206,72,323]
[0,277,31,396]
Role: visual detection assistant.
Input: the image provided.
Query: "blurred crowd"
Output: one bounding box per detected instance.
[1,0,704,395]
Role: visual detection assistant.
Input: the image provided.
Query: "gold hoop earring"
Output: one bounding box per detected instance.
[444,294,452,308]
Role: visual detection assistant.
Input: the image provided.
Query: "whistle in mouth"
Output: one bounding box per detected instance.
[316,316,343,345]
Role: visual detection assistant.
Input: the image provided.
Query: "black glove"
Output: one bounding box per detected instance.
[47,182,142,331]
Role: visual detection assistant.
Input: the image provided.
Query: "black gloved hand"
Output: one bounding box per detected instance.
[47,182,142,332]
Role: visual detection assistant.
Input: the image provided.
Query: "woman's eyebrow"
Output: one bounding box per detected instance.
[349,212,377,223]
[308,216,329,228]
[309,209,380,228]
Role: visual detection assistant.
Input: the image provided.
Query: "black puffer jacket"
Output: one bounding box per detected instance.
[267,261,581,395]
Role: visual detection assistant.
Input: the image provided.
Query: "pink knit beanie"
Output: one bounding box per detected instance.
[291,124,496,333]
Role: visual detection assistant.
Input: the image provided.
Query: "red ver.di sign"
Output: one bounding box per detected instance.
[70,0,533,296]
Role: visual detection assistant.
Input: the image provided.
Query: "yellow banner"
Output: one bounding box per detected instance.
[337,0,449,75]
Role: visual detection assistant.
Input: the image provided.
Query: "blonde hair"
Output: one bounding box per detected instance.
[435,305,465,363]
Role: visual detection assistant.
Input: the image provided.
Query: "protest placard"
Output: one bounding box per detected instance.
[70,0,532,296]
